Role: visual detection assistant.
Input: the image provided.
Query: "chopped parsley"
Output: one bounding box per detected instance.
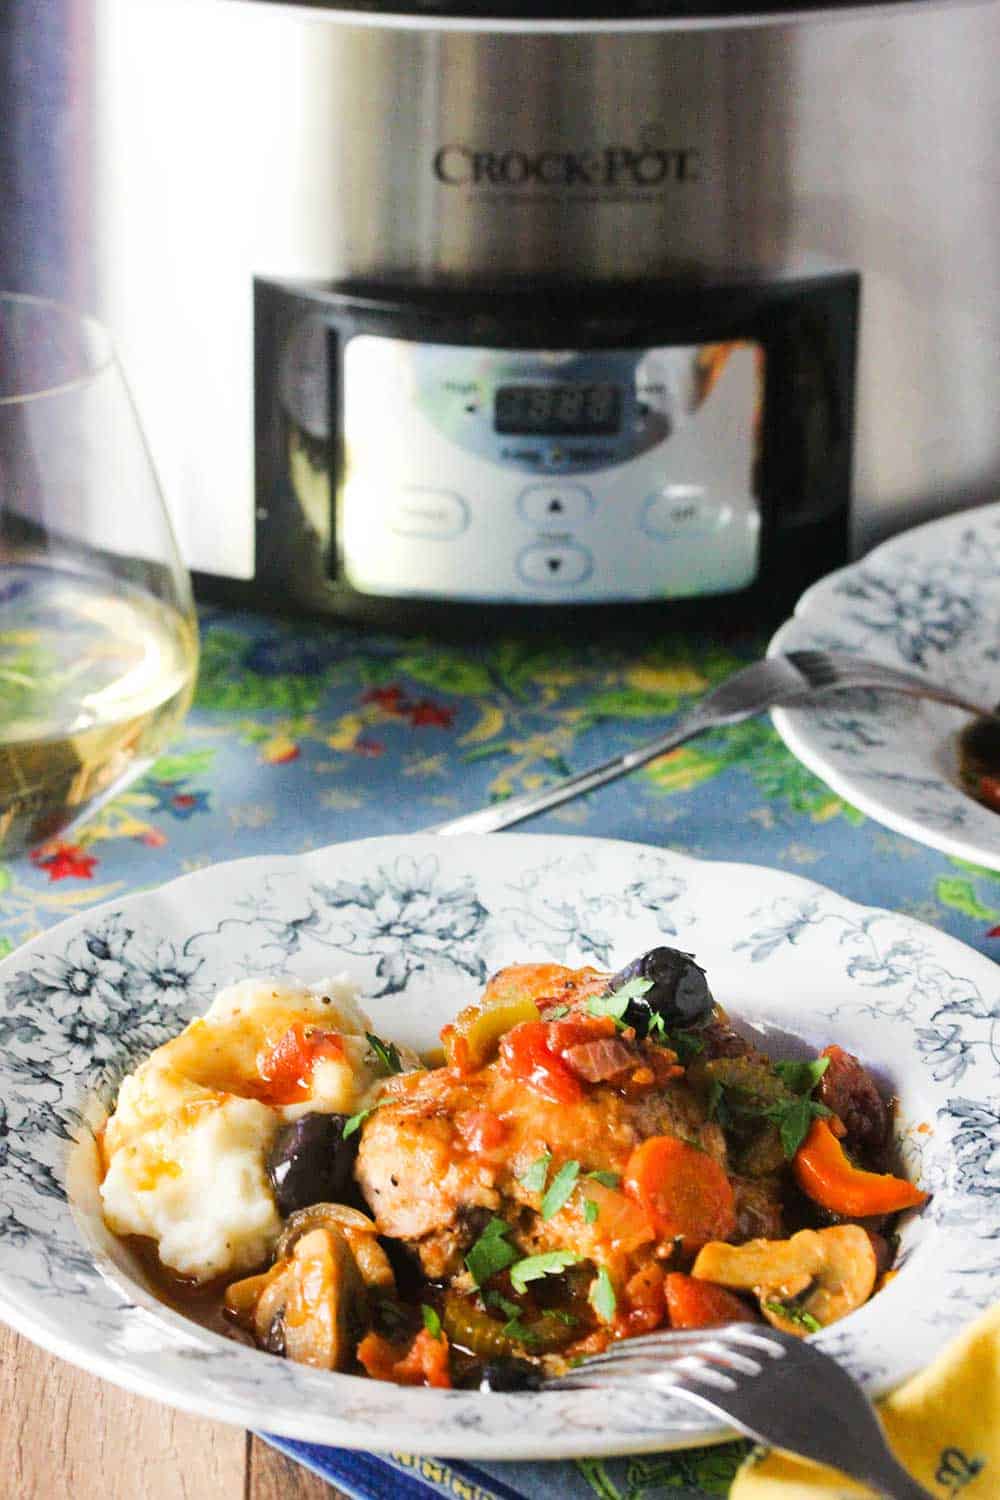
[500,1314,540,1346]
[707,1053,832,1158]
[509,1250,581,1295]
[366,1032,403,1075]
[763,1058,834,1156]
[465,1217,517,1287]
[584,1198,599,1224]
[765,1094,831,1158]
[586,976,653,1025]
[342,1105,376,1139]
[586,1169,621,1190]
[664,1028,706,1063]
[589,1266,617,1324]
[483,1293,553,1348]
[774,1057,830,1094]
[501,1309,578,1347]
[483,1289,522,1321]
[517,1153,552,1195]
[421,1304,442,1340]
[540,1160,581,1220]
[764,1300,822,1334]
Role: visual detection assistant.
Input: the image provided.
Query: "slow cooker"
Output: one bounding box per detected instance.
[2,0,998,627]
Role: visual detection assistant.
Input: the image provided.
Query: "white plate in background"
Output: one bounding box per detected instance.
[770,502,1000,868]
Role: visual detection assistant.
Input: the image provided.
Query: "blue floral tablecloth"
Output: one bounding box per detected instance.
[4,606,998,1500]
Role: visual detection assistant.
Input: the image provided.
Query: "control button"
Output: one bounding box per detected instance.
[388,488,469,540]
[517,542,594,587]
[642,487,731,539]
[518,483,594,526]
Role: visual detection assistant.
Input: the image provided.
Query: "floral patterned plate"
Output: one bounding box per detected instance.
[0,833,996,1459]
[770,501,1000,867]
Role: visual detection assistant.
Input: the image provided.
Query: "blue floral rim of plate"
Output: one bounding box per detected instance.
[0,833,997,1459]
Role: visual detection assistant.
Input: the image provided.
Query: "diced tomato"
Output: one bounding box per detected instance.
[624,1135,736,1251]
[665,1273,753,1330]
[456,1109,509,1154]
[498,1021,584,1104]
[545,1013,618,1055]
[619,1263,668,1336]
[356,1328,452,1388]
[256,1023,345,1106]
[355,1332,398,1381]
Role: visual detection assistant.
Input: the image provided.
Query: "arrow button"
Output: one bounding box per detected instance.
[517,543,593,587]
[518,483,594,526]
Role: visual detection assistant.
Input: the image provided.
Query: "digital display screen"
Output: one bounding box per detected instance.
[494,383,623,436]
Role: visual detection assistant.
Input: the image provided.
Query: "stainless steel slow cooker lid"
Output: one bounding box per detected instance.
[241,0,948,29]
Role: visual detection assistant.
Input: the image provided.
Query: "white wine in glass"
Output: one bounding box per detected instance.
[0,294,198,854]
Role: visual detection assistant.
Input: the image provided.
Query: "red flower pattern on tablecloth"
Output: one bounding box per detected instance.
[408,699,455,728]
[361,684,456,730]
[29,841,98,881]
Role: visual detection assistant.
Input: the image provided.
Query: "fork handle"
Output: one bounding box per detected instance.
[854,1450,939,1500]
[427,707,711,836]
[661,1384,936,1500]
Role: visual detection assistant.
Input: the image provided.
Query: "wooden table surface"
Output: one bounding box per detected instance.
[1,1325,347,1499]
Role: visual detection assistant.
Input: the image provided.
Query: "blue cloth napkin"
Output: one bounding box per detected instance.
[264,1435,747,1499]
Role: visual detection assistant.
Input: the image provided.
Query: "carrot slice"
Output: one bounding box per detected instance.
[793,1118,929,1216]
[356,1328,452,1388]
[623,1135,736,1250]
[665,1273,754,1330]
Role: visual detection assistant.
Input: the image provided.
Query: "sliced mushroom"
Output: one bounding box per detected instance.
[691,1224,877,1335]
[225,1224,370,1370]
[276,1202,396,1291]
[692,1230,826,1297]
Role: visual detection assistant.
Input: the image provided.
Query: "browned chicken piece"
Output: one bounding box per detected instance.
[356,1045,727,1282]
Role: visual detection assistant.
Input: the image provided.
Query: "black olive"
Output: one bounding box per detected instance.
[960,714,1000,773]
[477,1358,543,1392]
[266,1112,357,1217]
[606,946,714,1037]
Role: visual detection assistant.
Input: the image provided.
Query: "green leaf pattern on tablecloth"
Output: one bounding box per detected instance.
[1,611,996,959]
[576,1443,750,1498]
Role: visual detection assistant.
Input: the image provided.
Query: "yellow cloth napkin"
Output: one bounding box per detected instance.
[730,1304,1000,1498]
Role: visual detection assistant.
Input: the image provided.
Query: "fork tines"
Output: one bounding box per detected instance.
[546,1322,787,1393]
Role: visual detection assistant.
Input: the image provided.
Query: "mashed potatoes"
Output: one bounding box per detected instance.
[100,975,383,1283]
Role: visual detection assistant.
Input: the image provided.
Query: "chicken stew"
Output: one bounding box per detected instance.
[100,950,927,1391]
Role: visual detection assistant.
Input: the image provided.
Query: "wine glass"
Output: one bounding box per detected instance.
[0,293,198,855]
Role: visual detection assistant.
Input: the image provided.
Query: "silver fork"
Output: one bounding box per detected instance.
[430,649,994,836]
[547,1323,934,1500]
